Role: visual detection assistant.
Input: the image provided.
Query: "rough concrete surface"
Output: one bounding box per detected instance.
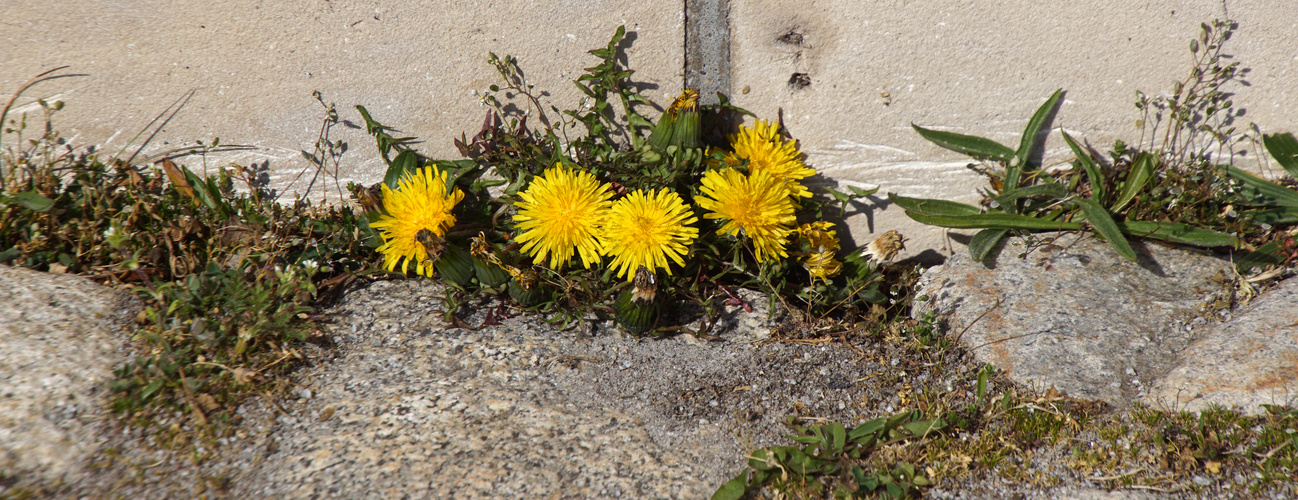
[912,232,1238,408]
[0,0,683,206]
[729,0,1298,261]
[7,1,1296,262]
[1150,276,1298,414]
[0,265,141,488]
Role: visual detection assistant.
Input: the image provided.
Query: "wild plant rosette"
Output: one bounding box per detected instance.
[357,33,901,334]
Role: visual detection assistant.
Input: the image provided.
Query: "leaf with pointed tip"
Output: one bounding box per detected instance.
[1117,221,1239,248]
[904,211,1080,231]
[1074,197,1136,261]
[888,193,982,216]
[710,473,749,500]
[969,228,1010,262]
[911,124,1013,162]
[1263,132,1298,178]
[1061,130,1106,202]
[384,150,420,189]
[1218,164,1298,208]
[1013,89,1064,172]
[1112,152,1155,212]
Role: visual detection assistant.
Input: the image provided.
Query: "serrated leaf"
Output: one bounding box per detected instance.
[1263,132,1298,178]
[888,193,982,216]
[969,228,1010,262]
[912,124,1013,162]
[1074,197,1136,261]
[1061,130,1106,202]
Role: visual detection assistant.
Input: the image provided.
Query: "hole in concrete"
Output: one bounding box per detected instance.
[777,31,804,46]
[788,73,811,89]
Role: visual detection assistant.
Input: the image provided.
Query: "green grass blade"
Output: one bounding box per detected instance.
[904,211,1082,231]
[1118,221,1240,248]
[1061,130,1106,202]
[1219,164,1298,208]
[1112,152,1155,212]
[1263,132,1298,178]
[969,228,1010,262]
[888,193,982,215]
[911,124,1013,162]
[1074,197,1136,261]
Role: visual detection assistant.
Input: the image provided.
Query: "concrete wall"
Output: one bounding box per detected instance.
[3,0,1295,261]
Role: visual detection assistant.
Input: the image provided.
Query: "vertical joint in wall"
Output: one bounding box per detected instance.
[684,0,731,106]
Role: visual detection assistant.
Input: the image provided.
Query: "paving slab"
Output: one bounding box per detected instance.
[5,1,1297,262]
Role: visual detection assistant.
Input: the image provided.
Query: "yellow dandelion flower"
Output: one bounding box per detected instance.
[600,188,699,280]
[726,120,816,198]
[370,167,465,277]
[697,167,796,262]
[796,222,842,284]
[513,164,614,270]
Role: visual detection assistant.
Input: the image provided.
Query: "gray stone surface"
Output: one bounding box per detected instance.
[0,265,140,487]
[912,232,1237,408]
[2,264,1293,497]
[232,278,916,498]
[1150,276,1298,414]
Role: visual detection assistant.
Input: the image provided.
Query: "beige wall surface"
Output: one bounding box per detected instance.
[3,0,1294,260]
[1,0,682,204]
[729,0,1296,258]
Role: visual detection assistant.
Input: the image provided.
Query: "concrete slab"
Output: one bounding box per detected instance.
[1,0,683,204]
[730,0,1298,260]
[4,1,1295,260]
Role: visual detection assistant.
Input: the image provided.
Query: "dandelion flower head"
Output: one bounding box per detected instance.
[725,120,815,198]
[796,221,842,283]
[696,167,796,262]
[513,164,614,270]
[370,167,465,277]
[600,188,699,280]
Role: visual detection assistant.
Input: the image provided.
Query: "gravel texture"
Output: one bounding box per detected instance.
[4,263,1297,498]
